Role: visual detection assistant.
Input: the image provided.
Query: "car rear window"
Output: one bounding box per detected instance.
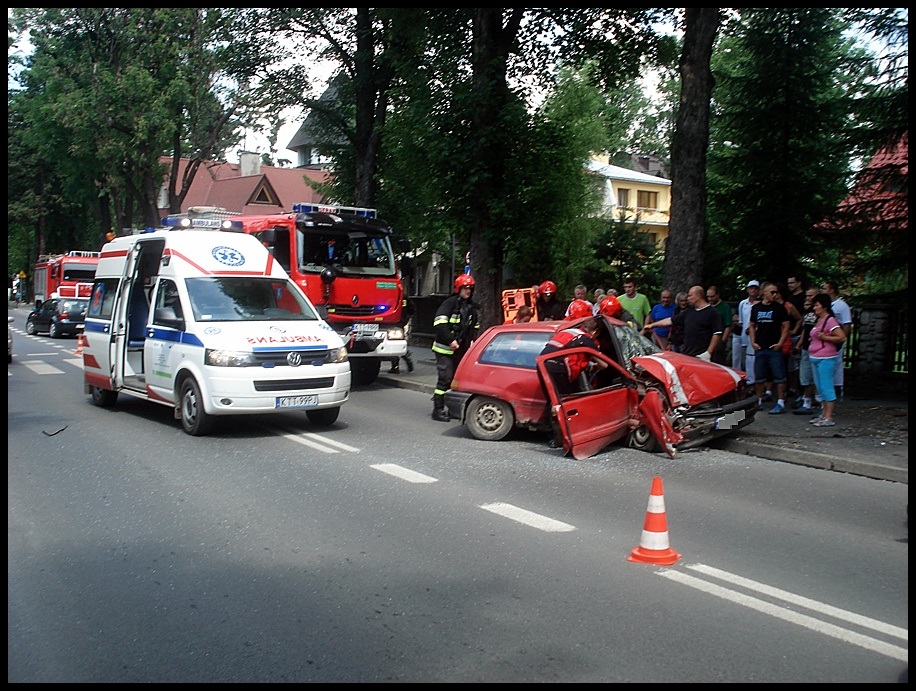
[478,331,551,369]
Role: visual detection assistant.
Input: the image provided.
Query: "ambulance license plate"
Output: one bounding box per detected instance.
[276,395,318,409]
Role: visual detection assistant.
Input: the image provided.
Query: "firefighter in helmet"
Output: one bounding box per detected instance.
[597,295,639,330]
[535,280,566,321]
[430,273,481,422]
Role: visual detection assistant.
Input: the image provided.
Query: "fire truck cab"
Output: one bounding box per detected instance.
[233,204,410,385]
[82,218,351,436]
[33,250,99,305]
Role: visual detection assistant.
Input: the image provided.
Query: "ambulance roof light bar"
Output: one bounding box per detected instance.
[292,203,377,219]
[160,215,244,232]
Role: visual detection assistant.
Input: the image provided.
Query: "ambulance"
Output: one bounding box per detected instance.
[82,218,351,435]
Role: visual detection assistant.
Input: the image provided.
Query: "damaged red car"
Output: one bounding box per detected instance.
[444,316,757,459]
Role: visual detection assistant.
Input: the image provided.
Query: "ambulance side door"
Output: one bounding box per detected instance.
[84,278,121,388]
[144,278,184,402]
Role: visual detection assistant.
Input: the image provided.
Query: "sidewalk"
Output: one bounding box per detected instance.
[377,345,908,485]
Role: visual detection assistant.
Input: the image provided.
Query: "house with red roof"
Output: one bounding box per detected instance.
[156,152,330,219]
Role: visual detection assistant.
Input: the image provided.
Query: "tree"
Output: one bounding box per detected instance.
[661,7,720,295]
[705,9,865,294]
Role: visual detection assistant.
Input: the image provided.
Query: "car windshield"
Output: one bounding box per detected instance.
[612,323,662,362]
[186,277,320,322]
[298,229,396,277]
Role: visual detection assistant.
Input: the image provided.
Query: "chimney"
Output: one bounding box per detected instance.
[239,151,261,177]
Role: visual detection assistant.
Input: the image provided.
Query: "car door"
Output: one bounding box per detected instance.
[536,347,639,460]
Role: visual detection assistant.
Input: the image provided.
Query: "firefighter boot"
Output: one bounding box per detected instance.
[403,351,414,373]
[432,394,450,422]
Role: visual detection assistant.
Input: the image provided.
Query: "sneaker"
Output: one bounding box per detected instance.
[809,415,825,425]
[793,406,814,415]
[790,398,804,409]
[431,409,450,422]
[389,365,400,374]
[812,418,836,427]
[768,403,785,415]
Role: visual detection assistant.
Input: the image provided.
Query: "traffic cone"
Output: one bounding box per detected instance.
[75,333,85,356]
[628,476,681,566]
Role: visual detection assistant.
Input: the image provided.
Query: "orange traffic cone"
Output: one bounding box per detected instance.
[75,333,85,356]
[628,476,681,566]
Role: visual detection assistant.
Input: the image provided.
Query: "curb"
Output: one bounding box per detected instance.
[712,438,907,485]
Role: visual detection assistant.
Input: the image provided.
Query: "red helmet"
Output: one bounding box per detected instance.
[565,299,593,320]
[538,280,557,298]
[454,274,475,292]
[598,295,623,319]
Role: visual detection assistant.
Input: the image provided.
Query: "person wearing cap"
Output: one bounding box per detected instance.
[736,280,762,382]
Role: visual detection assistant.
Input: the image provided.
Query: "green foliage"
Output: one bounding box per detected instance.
[582,212,663,298]
[705,8,864,296]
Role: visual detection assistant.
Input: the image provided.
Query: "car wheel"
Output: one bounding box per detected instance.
[49,320,60,339]
[628,424,660,453]
[179,377,214,436]
[25,319,37,336]
[351,358,381,385]
[89,385,118,407]
[465,396,514,441]
[306,407,340,427]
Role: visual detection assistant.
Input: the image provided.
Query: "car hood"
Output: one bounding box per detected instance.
[631,352,743,407]
[193,321,345,352]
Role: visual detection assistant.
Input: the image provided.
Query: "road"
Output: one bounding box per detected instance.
[8,315,909,682]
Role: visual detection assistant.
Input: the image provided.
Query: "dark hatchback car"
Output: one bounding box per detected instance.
[26,297,89,338]
[445,316,757,460]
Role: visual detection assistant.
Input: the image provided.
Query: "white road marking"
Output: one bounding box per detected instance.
[20,360,65,375]
[64,358,83,368]
[275,429,360,454]
[480,502,576,532]
[371,464,438,483]
[659,567,907,662]
[686,562,908,640]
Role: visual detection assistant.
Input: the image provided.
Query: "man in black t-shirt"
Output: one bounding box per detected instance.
[749,282,790,414]
[643,285,723,361]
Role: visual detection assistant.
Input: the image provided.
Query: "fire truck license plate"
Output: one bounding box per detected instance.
[353,323,379,334]
[276,395,318,409]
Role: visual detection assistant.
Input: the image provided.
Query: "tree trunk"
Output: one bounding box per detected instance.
[468,9,523,329]
[662,8,719,294]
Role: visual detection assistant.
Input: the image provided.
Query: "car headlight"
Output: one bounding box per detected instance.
[205,349,257,367]
[387,327,405,340]
[326,346,349,363]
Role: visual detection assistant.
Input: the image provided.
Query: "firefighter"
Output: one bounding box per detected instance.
[535,281,566,321]
[564,299,594,320]
[431,274,481,422]
[597,294,639,330]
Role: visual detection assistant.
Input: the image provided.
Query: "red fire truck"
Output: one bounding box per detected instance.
[32,250,100,305]
[232,204,411,384]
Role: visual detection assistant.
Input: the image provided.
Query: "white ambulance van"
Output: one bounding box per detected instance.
[82,219,351,435]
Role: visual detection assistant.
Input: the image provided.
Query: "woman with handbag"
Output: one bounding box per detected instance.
[807,293,846,427]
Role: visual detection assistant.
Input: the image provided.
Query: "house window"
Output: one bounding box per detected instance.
[617,188,630,208]
[637,190,658,210]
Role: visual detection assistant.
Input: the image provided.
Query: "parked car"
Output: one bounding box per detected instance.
[25,297,89,338]
[444,316,757,459]
[7,316,13,362]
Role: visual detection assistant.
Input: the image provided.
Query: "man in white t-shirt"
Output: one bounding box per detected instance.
[821,281,852,399]
[736,280,761,382]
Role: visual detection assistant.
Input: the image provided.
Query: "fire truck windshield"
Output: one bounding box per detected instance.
[297,229,396,277]
[62,264,97,281]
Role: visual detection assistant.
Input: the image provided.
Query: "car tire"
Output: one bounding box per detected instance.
[49,320,60,339]
[306,407,340,427]
[179,377,214,436]
[466,396,514,441]
[25,318,37,336]
[89,385,118,407]
[627,424,660,453]
[351,358,381,385]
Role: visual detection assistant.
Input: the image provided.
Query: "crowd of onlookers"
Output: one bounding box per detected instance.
[528,275,851,427]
